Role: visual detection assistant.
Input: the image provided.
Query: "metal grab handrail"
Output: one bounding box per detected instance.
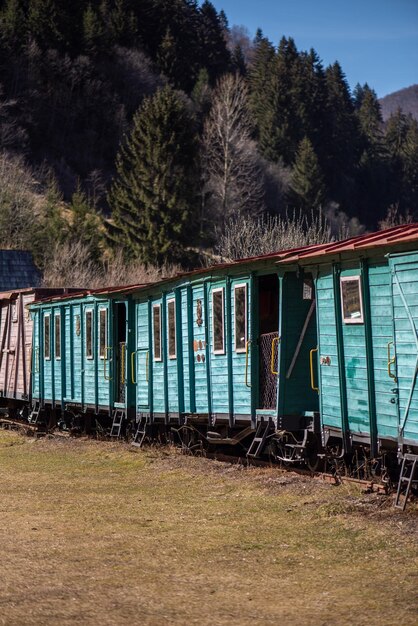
[271,336,280,375]
[131,350,137,384]
[35,346,39,373]
[145,351,149,383]
[245,340,251,387]
[104,346,112,381]
[121,343,126,385]
[387,341,397,382]
[310,346,319,393]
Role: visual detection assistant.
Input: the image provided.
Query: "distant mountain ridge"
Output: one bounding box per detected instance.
[379,85,418,121]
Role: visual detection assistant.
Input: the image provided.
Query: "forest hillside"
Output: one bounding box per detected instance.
[0,0,417,285]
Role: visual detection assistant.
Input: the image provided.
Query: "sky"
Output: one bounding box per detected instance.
[209,0,418,98]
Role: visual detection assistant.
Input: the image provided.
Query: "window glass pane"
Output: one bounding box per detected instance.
[153,305,161,360]
[86,311,93,358]
[55,315,61,359]
[213,290,224,353]
[168,300,176,358]
[235,286,247,351]
[341,279,363,322]
[44,315,50,360]
[99,309,107,358]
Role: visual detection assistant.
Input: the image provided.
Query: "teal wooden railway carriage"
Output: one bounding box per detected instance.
[29,224,418,501]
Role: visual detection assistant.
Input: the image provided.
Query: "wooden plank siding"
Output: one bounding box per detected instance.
[316,271,342,430]
[231,278,251,416]
[389,252,418,444]
[208,281,229,417]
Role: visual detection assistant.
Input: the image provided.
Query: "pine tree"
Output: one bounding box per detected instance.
[198,1,230,83]
[323,62,361,210]
[288,136,326,211]
[108,86,199,264]
[27,0,64,50]
[403,119,418,212]
[0,0,27,52]
[67,183,103,261]
[82,3,107,56]
[248,34,276,151]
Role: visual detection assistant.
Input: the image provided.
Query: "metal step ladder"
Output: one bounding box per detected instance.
[132,417,148,448]
[110,409,125,438]
[246,419,272,458]
[395,455,417,511]
[28,402,41,424]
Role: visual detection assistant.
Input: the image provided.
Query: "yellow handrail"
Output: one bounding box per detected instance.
[387,341,397,382]
[121,343,126,385]
[245,340,251,387]
[310,347,319,393]
[145,351,149,383]
[271,336,280,375]
[104,346,112,381]
[131,350,137,384]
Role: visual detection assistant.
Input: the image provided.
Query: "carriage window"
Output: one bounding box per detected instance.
[44,314,51,360]
[55,314,61,359]
[99,309,107,358]
[153,304,162,361]
[234,284,247,352]
[85,310,94,358]
[341,277,364,323]
[167,299,176,359]
[212,288,225,354]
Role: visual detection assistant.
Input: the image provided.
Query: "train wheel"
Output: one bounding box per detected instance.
[305,434,320,472]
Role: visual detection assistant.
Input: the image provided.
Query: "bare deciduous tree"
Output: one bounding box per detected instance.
[42,244,182,289]
[0,152,42,250]
[215,211,334,261]
[202,73,265,227]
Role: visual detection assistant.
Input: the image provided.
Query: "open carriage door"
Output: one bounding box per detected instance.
[113,301,128,408]
[389,253,418,449]
[257,275,280,412]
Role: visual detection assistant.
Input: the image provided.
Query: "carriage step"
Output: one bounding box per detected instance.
[110,409,125,438]
[246,420,272,458]
[395,456,417,511]
[132,419,148,448]
[28,403,41,424]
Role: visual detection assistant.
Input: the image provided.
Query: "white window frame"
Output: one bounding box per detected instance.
[234,283,248,353]
[99,308,107,359]
[167,298,176,359]
[85,309,94,359]
[340,276,364,324]
[44,313,51,360]
[153,303,162,361]
[212,287,225,355]
[54,313,61,360]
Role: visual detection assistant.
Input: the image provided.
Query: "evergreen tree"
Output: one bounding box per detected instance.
[403,119,418,212]
[0,0,27,52]
[248,34,275,152]
[288,136,326,211]
[82,3,107,56]
[27,0,64,50]
[67,183,103,261]
[198,1,230,84]
[108,86,199,264]
[354,83,389,224]
[323,62,360,211]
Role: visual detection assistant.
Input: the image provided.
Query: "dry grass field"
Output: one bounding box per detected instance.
[0,430,417,626]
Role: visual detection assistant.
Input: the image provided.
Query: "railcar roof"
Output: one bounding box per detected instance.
[32,223,418,304]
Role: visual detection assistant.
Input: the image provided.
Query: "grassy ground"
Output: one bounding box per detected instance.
[0,430,417,626]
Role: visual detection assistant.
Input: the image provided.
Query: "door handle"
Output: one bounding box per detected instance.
[387,341,397,382]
